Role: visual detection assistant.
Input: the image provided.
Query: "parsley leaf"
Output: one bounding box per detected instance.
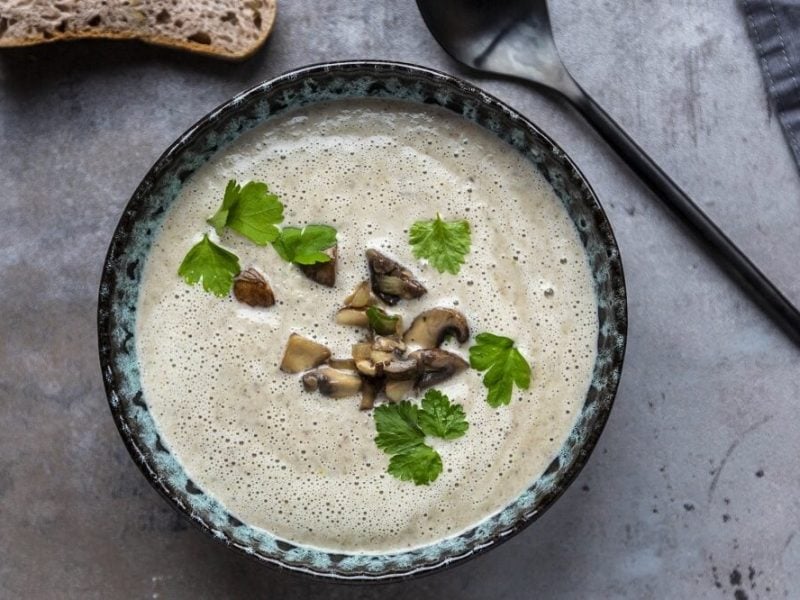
[388,445,442,485]
[374,401,424,455]
[469,332,532,407]
[418,390,469,439]
[207,180,240,235]
[409,214,471,274]
[207,180,284,245]
[272,224,337,265]
[366,306,401,336]
[177,234,241,297]
[373,393,468,485]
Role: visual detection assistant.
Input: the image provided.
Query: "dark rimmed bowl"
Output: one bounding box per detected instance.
[98,60,627,582]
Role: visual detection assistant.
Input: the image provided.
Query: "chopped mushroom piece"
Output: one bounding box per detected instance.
[409,348,469,389]
[299,245,337,287]
[355,359,381,378]
[280,334,331,373]
[385,379,415,402]
[343,280,375,308]
[382,357,419,380]
[403,308,470,348]
[301,366,362,398]
[359,378,380,410]
[328,357,357,371]
[353,337,417,384]
[335,307,369,328]
[372,336,406,355]
[366,249,427,305]
[233,267,275,307]
[352,343,372,362]
[369,349,395,365]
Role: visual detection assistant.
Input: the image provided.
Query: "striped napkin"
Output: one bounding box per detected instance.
[742,0,800,173]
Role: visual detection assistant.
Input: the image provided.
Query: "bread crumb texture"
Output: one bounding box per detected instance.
[0,0,276,59]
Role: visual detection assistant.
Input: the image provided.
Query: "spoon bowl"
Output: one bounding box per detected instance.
[417,0,579,99]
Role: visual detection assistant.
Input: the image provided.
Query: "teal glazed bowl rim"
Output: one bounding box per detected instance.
[97,60,627,582]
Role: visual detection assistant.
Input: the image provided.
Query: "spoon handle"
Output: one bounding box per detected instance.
[568,86,800,346]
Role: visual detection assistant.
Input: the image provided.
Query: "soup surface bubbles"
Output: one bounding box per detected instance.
[136,99,599,552]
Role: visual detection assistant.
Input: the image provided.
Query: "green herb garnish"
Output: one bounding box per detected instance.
[409,214,471,274]
[388,446,442,485]
[272,224,337,265]
[207,179,284,245]
[177,234,241,297]
[366,306,401,336]
[469,333,532,408]
[374,390,468,485]
[375,400,426,455]
[417,389,470,439]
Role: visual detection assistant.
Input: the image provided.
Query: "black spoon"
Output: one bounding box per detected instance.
[416,0,800,346]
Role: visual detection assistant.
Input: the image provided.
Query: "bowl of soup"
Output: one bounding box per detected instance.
[98,61,627,581]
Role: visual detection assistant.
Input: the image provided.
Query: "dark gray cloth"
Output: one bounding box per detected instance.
[742,0,800,172]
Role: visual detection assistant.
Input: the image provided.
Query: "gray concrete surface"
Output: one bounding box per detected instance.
[1,1,799,598]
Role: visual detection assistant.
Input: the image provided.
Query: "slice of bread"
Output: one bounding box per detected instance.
[0,0,276,60]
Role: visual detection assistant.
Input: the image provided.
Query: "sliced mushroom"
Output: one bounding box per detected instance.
[301,366,362,398]
[369,349,395,365]
[366,249,427,305]
[403,308,470,348]
[382,356,420,380]
[233,267,275,307]
[354,337,414,381]
[385,379,415,402]
[299,245,337,287]
[280,334,331,373]
[372,335,406,355]
[355,359,382,378]
[360,378,381,410]
[343,280,375,308]
[352,342,372,362]
[409,348,469,389]
[328,357,357,371]
[335,307,369,328]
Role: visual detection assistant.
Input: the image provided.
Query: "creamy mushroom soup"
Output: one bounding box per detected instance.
[136,99,598,553]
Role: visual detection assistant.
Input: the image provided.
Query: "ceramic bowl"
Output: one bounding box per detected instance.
[97,60,627,581]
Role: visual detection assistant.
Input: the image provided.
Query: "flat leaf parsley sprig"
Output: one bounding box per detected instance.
[409,214,471,275]
[177,234,241,297]
[272,224,337,265]
[207,180,285,245]
[469,333,532,408]
[374,390,469,485]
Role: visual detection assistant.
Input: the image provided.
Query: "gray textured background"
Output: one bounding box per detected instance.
[1,1,799,598]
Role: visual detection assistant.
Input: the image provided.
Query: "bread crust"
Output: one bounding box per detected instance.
[0,0,276,60]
